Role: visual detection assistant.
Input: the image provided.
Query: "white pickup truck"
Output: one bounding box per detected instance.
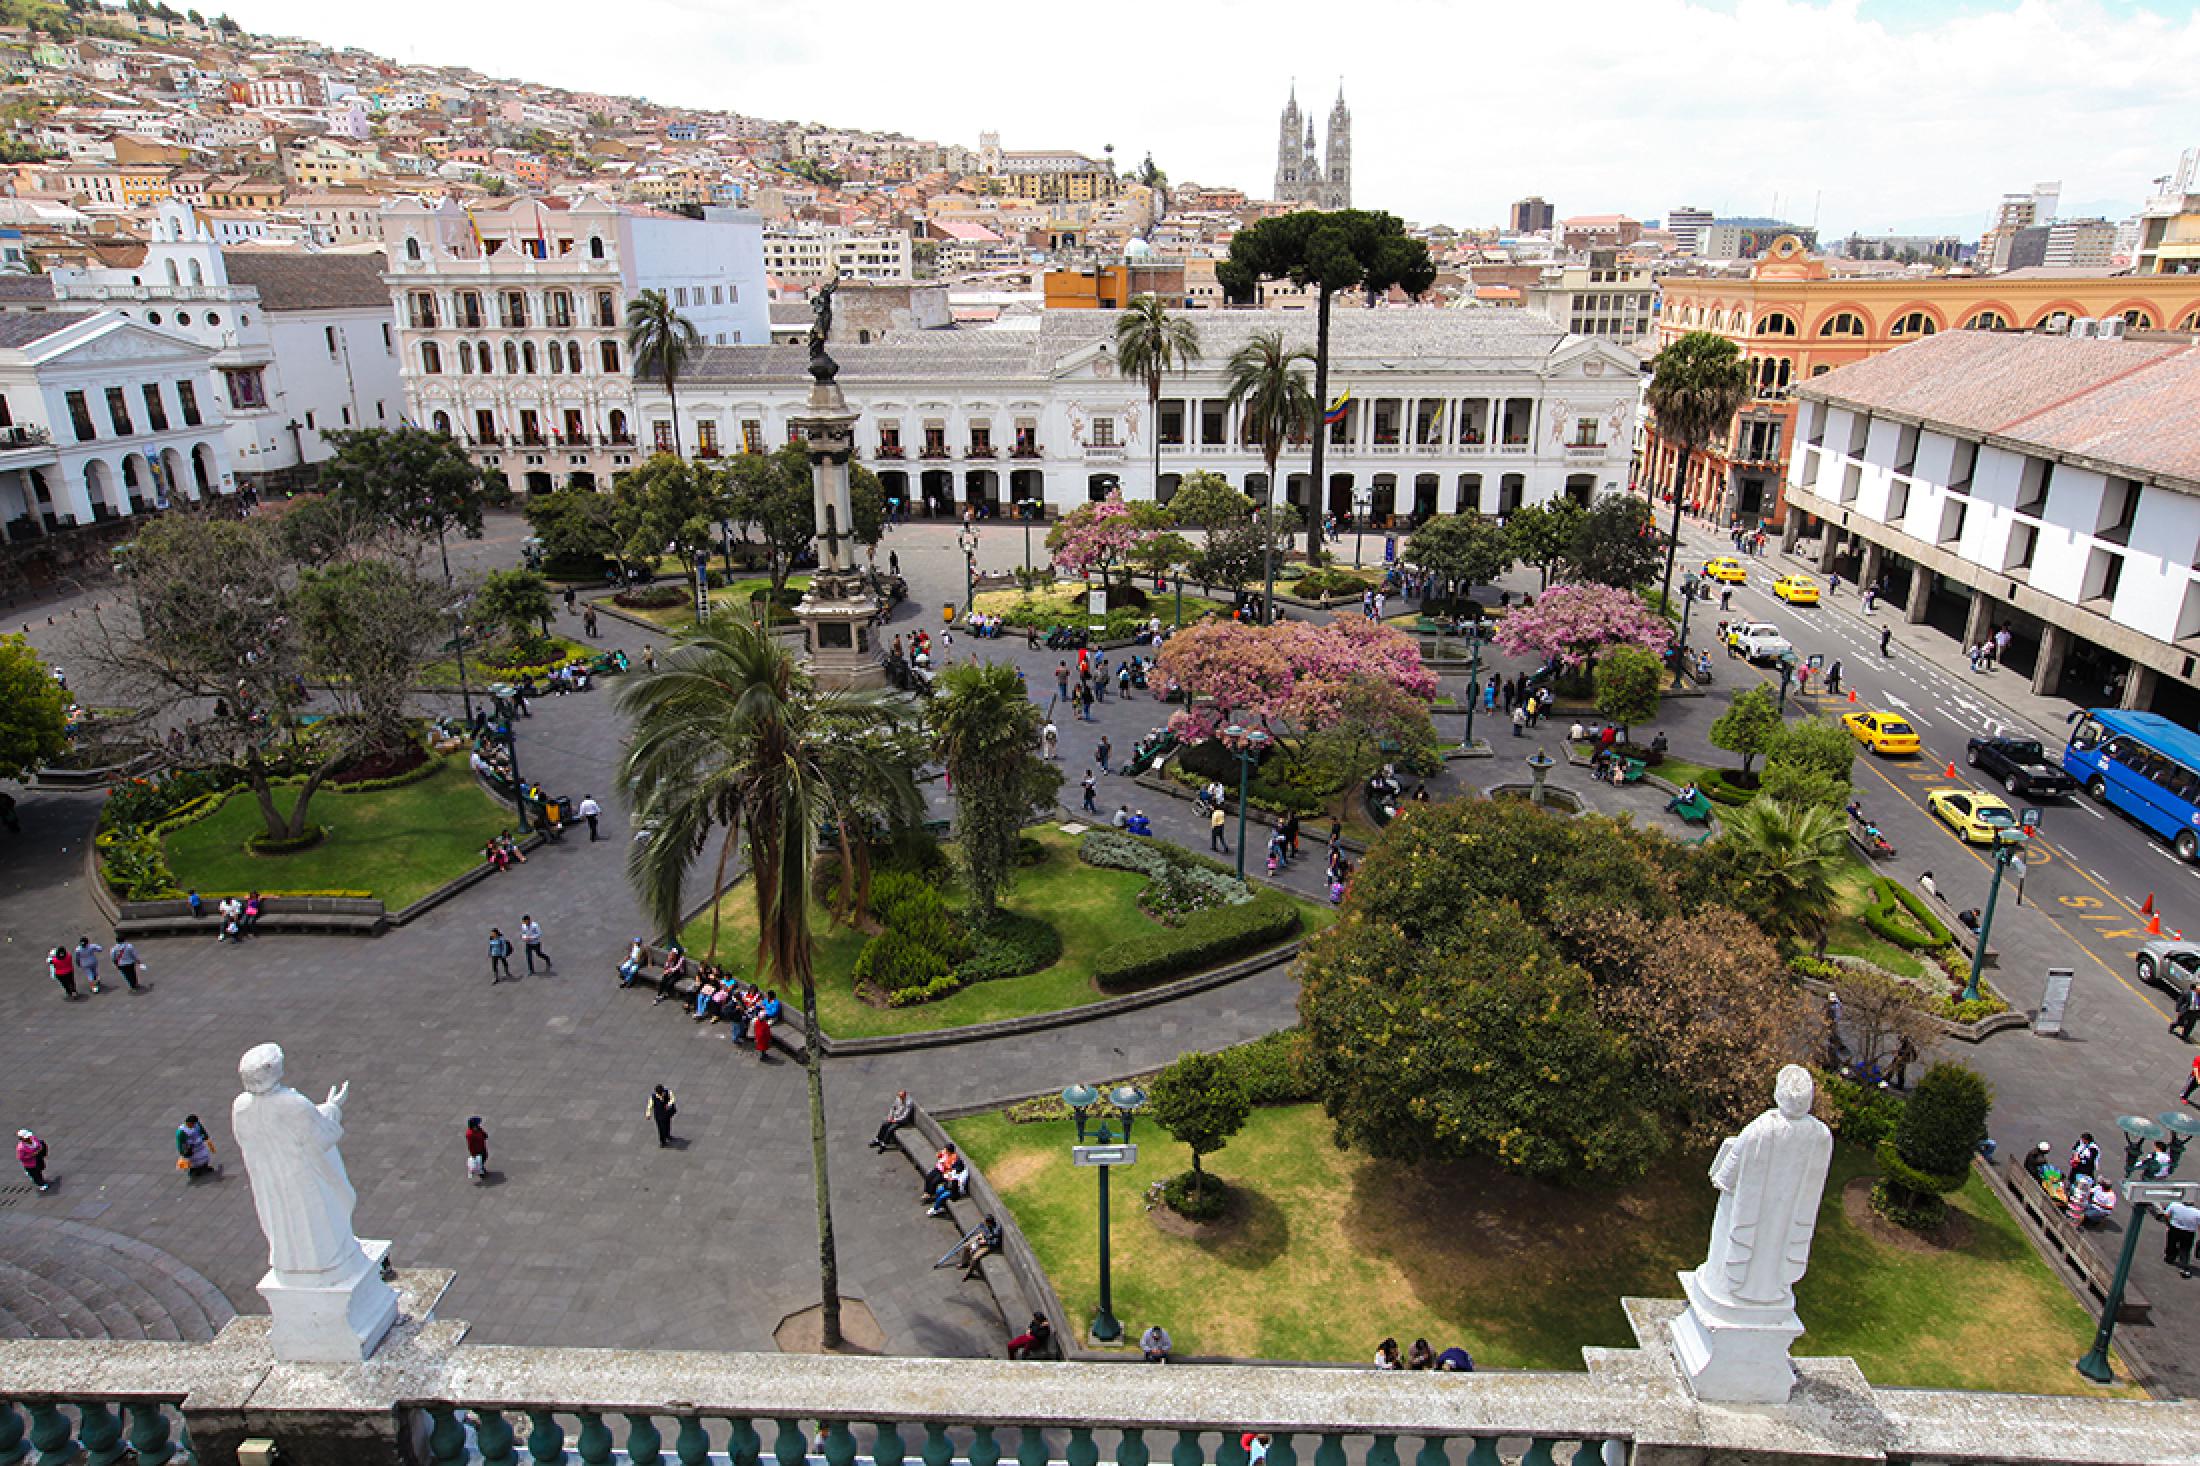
[1724,620,1793,663]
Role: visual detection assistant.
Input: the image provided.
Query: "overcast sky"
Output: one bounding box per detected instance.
[226,0,2200,238]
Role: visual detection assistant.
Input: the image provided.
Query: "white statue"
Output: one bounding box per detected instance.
[1669,1063,1834,1404]
[232,1043,399,1363]
[1694,1063,1833,1311]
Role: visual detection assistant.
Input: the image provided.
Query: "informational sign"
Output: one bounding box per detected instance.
[1072,1144,1137,1168]
[2021,807,2043,830]
[2124,1180,2199,1208]
[1088,585,1108,617]
[2037,966,2075,1037]
[1384,535,1397,564]
[1806,653,1825,670]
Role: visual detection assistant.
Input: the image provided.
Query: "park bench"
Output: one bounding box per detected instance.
[116,895,387,940]
[1667,789,1715,825]
[893,1108,1057,1358]
[1997,1159,2151,1323]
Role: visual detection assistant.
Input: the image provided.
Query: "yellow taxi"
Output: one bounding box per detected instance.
[1771,574,1820,605]
[1927,788,2021,844]
[1843,710,1921,756]
[1703,556,1749,585]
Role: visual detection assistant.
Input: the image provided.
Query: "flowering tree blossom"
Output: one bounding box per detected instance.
[1492,582,1671,670]
[1157,619,1438,742]
[1047,491,1161,588]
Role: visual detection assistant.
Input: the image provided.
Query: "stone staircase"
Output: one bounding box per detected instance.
[0,1210,235,1343]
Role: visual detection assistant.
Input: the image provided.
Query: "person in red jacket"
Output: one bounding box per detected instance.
[464,1117,489,1183]
[45,947,78,1001]
[2183,1055,2200,1105]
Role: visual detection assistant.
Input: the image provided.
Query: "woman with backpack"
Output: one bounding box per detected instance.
[175,1115,217,1179]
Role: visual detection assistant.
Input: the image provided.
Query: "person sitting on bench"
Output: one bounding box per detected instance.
[1666,783,1701,814]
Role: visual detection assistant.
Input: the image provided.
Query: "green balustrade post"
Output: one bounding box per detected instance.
[0,1406,29,1466]
[823,1422,857,1466]
[1217,1433,1248,1466]
[474,1411,517,1466]
[771,1419,807,1466]
[968,1424,1001,1466]
[1265,1438,1298,1466]
[25,1403,73,1466]
[1116,1427,1150,1466]
[1366,1437,1400,1466]
[1566,1444,1605,1466]
[1464,1440,1502,1466]
[1312,1435,1347,1466]
[728,1418,762,1466]
[526,1410,567,1466]
[622,1414,663,1466]
[425,1408,468,1466]
[1015,1427,1048,1466]
[575,1413,613,1466]
[1518,1443,1556,1466]
[1413,1436,1449,1466]
[1066,1427,1098,1466]
[75,1403,122,1466]
[679,1418,716,1466]
[919,1424,954,1466]
[873,1421,908,1466]
[1170,1431,1204,1466]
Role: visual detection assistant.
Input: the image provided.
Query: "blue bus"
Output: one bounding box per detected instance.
[2063,708,2200,861]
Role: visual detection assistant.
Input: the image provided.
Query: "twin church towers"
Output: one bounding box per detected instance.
[1273,81,1351,210]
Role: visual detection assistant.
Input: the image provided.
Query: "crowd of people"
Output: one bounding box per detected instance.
[613,940,785,1060]
[1373,1336,1477,1372]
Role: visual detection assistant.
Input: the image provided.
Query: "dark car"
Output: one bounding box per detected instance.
[1965,735,2076,797]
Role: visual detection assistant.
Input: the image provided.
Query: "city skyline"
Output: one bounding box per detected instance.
[228,0,2200,236]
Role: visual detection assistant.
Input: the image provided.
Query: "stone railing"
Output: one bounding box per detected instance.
[5,1279,2198,1466]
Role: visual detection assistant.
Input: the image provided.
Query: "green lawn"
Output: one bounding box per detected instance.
[161,757,511,907]
[421,635,594,688]
[596,576,812,632]
[678,827,1331,1039]
[1824,856,1930,979]
[953,1102,2126,1393]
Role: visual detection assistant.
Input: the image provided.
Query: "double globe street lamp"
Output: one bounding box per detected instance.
[1218,723,1273,880]
[1061,1082,1148,1344]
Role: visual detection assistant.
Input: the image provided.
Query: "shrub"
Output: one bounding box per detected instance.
[1173,738,1334,816]
[246,826,328,855]
[1216,1029,1316,1105]
[956,909,1063,983]
[1290,567,1378,599]
[613,583,686,610]
[854,872,973,1002]
[1862,877,1951,949]
[1874,1061,1992,1229]
[1814,1069,1903,1150]
[1092,890,1300,992]
[97,828,178,899]
[1160,1170,1229,1220]
[854,927,954,996]
[1079,827,1252,901]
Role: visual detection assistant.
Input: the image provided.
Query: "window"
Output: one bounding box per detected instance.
[223,369,265,410]
[141,383,167,431]
[456,341,473,373]
[2123,307,2156,329]
[1757,311,1798,337]
[405,237,422,261]
[674,287,688,307]
[433,410,451,435]
[879,422,902,454]
[712,285,723,304]
[1889,311,1936,338]
[970,422,993,454]
[325,324,339,359]
[176,312,190,326]
[741,419,764,454]
[503,342,519,374]
[522,341,537,374]
[1091,417,1116,447]
[476,408,497,443]
[456,291,482,329]
[696,419,720,456]
[600,341,620,373]
[105,386,133,435]
[519,409,542,445]
[1571,417,1600,447]
[477,340,493,373]
[922,424,947,456]
[548,343,562,375]
[589,236,604,260]
[177,380,200,426]
[596,290,616,327]
[408,290,437,328]
[422,342,443,374]
[547,290,572,328]
[500,290,528,328]
[1964,310,2009,331]
[609,409,629,443]
[305,411,317,431]
[380,322,392,353]
[1817,311,1866,337]
[567,341,582,373]
[652,419,675,451]
[66,389,94,442]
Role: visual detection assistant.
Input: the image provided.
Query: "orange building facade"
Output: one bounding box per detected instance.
[1643,236,2200,527]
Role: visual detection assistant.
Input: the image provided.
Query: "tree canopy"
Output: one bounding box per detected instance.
[1709,686,1782,774]
[1405,513,1514,597]
[1147,1050,1251,1202]
[0,634,69,778]
[927,661,1061,923]
[1563,495,1663,589]
[1492,582,1672,670]
[319,427,499,551]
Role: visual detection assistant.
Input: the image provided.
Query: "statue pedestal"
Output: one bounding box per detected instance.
[795,591,886,691]
[1669,1267,1805,1404]
[258,1238,400,1365]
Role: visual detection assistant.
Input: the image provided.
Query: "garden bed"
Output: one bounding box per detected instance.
[421,634,596,688]
[970,584,1209,640]
[951,1101,2125,1392]
[596,575,813,631]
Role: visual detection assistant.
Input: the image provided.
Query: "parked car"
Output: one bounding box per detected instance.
[1927,787,2020,843]
[2136,939,2200,996]
[1724,621,1792,663]
[1844,710,1921,757]
[1966,735,2076,798]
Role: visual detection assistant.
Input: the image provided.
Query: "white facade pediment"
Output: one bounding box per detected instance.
[27,317,210,371]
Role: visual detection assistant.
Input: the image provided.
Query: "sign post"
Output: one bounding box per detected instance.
[2037,966,2074,1037]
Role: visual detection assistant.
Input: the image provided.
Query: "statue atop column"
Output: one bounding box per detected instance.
[807,274,839,383]
[1669,1063,1833,1403]
[232,1043,400,1362]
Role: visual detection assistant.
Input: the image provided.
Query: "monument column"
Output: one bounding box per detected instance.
[791,279,886,691]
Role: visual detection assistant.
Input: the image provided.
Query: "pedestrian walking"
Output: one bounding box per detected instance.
[73,935,103,994]
[488,927,514,983]
[1041,720,1059,760]
[578,795,602,841]
[465,1117,490,1182]
[111,937,145,992]
[752,1008,772,1060]
[642,644,657,674]
[2164,1198,2200,1278]
[1826,659,1843,696]
[1284,811,1301,857]
[1081,771,1098,814]
[1995,626,2012,664]
[2174,984,2200,1041]
[1077,682,1094,721]
[45,945,79,1001]
[1879,625,1893,658]
[175,1114,217,1179]
[648,1084,678,1147]
[1096,735,1112,774]
[2183,1054,2200,1105]
[1862,588,1877,614]
[16,1129,50,1191]
[1209,805,1229,853]
[519,914,551,974]
[583,606,599,639]
[1511,704,1527,738]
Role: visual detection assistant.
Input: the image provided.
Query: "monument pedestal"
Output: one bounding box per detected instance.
[1669,1267,1806,1404]
[258,1238,400,1365]
[796,590,886,690]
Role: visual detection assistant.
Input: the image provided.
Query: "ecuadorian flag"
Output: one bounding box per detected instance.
[1323,389,1352,427]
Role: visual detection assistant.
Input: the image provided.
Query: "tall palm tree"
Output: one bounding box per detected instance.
[1721,798,1848,949]
[1645,331,1753,615]
[1224,330,1316,625]
[626,289,703,457]
[617,614,920,1350]
[928,660,1052,924]
[1113,295,1201,506]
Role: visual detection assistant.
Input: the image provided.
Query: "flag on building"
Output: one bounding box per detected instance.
[1323,389,1352,427]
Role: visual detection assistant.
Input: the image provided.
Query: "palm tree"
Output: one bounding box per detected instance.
[1224,330,1316,625]
[928,661,1052,924]
[1645,331,1752,615]
[1113,295,1201,507]
[1721,798,1848,949]
[626,289,703,457]
[617,614,920,1350]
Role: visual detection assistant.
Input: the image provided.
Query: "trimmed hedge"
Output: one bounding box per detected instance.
[1092,888,1300,993]
[1079,828,1253,908]
[246,826,328,856]
[614,583,686,610]
[1862,877,1952,950]
[1219,1028,1317,1105]
[956,909,1064,984]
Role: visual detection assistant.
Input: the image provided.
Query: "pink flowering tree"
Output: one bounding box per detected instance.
[1492,582,1672,675]
[1158,619,1438,743]
[1046,491,1164,593]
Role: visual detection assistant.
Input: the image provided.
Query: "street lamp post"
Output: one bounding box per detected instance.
[1220,723,1272,880]
[1352,487,1372,569]
[1672,573,1699,690]
[1461,623,1487,748]
[1962,828,2028,1004]
[958,523,980,616]
[2077,1175,2197,1384]
[1021,501,1034,575]
[1061,1082,1148,1344]
[487,693,530,833]
[1777,652,1798,714]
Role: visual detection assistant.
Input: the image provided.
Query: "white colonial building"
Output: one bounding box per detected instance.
[644,311,1641,522]
[0,309,235,536]
[384,195,770,494]
[41,202,403,489]
[1785,327,2200,719]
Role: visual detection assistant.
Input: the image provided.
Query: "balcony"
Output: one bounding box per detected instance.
[874,445,905,459]
[1011,444,1042,459]
[1084,441,1126,462]
[1369,443,1403,455]
[966,445,996,459]
[696,445,721,460]
[468,433,503,447]
[606,432,634,446]
[1499,440,1530,455]
[919,447,951,461]
[1566,441,1606,456]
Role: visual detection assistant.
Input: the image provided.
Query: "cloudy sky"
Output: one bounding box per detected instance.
[229,0,2200,238]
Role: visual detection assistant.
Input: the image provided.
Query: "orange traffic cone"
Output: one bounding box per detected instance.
[1847,689,1857,703]
[2147,912,2163,937]
[2143,892,2156,916]
[1945,762,1958,779]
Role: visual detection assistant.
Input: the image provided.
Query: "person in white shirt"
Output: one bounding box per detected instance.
[1139,1323,1172,1364]
[519,914,551,974]
[2163,1199,2200,1277]
[577,795,602,841]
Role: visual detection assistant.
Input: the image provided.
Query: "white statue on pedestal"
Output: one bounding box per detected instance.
[232,1043,399,1363]
[1669,1063,1833,1404]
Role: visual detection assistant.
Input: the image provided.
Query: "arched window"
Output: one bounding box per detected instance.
[2038,309,2074,332]
[609,409,629,442]
[405,237,422,261]
[421,342,442,375]
[522,341,537,374]
[1964,310,2009,331]
[600,340,621,373]
[503,342,519,374]
[187,260,203,286]
[1889,311,1937,337]
[548,343,562,375]
[458,340,474,373]
[2122,307,2157,329]
[1817,311,1865,337]
[2180,310,2200,331]
[477,340,492,373]
[1752,356,1792,395]
[1811,364,1831,377]
[164,259,180,286]
[1757,311,1798,337]
[432,410,451,435]
[589,236,605,260]
[566,341,582,373]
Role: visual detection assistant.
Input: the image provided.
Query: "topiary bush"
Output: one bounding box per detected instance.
[613,583,686,610]
[956,909,1063,983]
[1092,890,1300,992]
[1862,877,1951,950]
[1160,1170,1229,1220]
[1216,1029,1317,1105]
[1872,1061,1992,1229]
